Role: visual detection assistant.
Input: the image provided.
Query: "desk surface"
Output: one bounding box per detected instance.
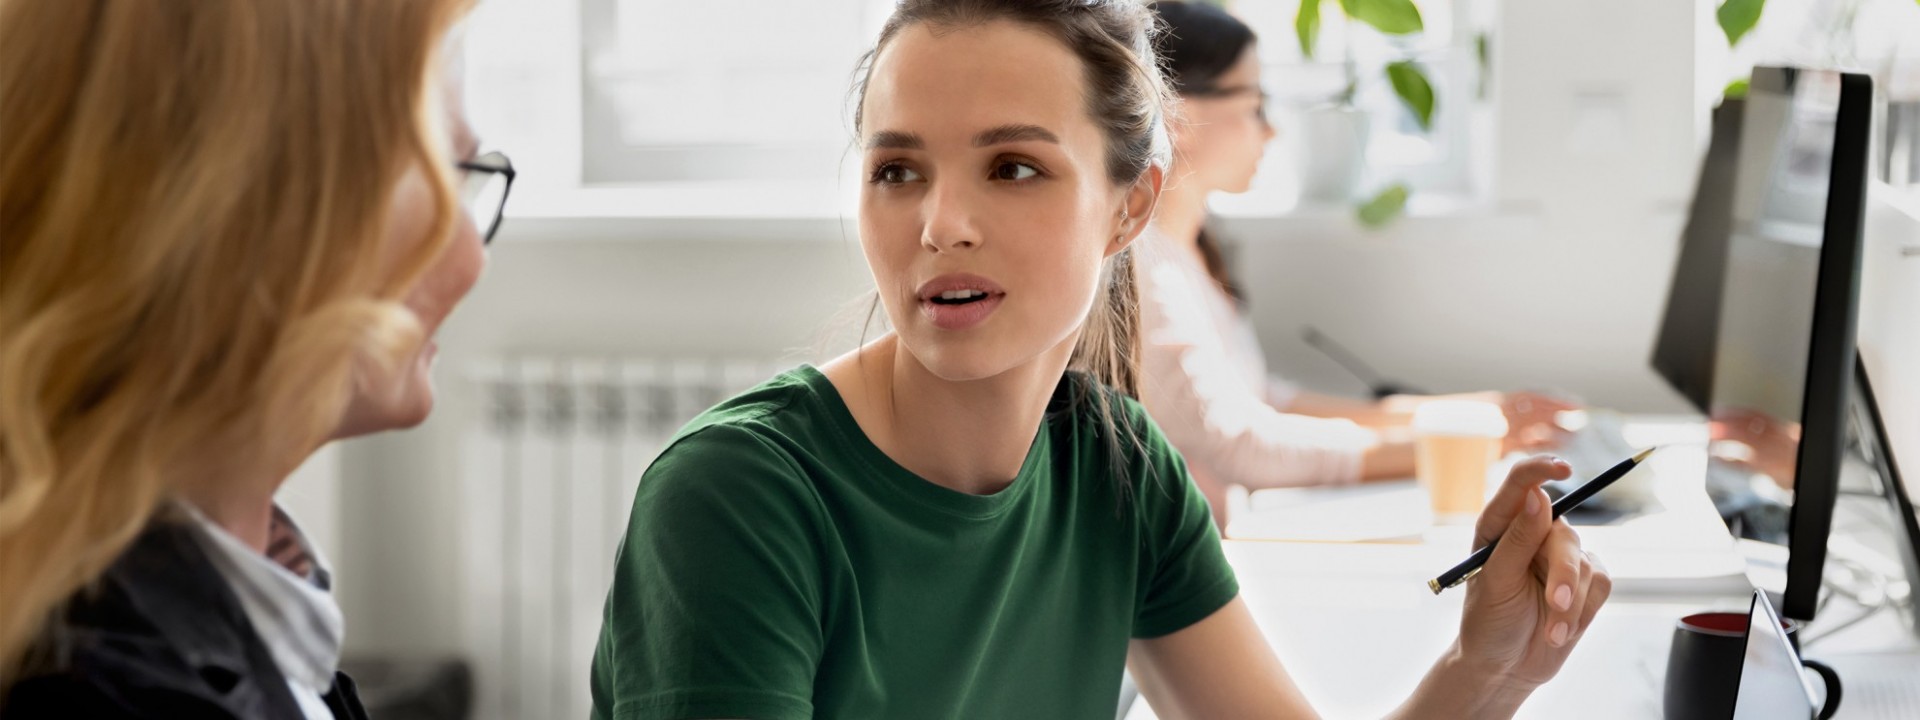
[1126,443,1920,719]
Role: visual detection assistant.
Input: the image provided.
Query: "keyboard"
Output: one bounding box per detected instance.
[1545,411,1757,526]
[1546,411,1662,523]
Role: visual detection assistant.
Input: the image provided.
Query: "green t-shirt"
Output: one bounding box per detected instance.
[590,365,1238,720]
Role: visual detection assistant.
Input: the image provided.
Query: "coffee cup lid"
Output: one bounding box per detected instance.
[1412,400,1508,438]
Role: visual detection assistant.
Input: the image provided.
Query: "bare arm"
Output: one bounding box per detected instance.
[1358,429,1417,482]
[1284,390,1412,428]
[1128,598,1536,720]
[1127,597,1317,720]
[1128,457,1610,719]
[1271,391,1416,481]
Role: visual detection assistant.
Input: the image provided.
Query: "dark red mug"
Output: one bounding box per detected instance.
[1663,611,1842,720]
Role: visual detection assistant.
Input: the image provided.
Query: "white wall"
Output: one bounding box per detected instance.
[1227,0,1706,411]
[335,229,873,657]
[1858,187,1920,487]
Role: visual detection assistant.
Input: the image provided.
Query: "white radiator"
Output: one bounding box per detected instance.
[460,356,784,720]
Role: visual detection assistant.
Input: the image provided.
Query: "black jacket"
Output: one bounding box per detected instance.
[2,521,368,719]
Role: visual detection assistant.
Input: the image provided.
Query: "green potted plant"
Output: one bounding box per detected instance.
[1293,0,1434,224]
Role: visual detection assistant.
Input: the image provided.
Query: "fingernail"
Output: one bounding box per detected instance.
[1526,491,1540,515]
[1551,456,1570,470]
[1550,622,1570,647]
[1554,584,1573,611]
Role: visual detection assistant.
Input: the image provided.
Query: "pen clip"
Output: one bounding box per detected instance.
[1445,565,1485,591]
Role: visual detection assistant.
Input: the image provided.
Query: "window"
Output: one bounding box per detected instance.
[464,0,890,202]
[462,0,1487,216]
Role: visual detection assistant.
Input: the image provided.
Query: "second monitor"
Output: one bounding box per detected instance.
[1703,66,1873,623]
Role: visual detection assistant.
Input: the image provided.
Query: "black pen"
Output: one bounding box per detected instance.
[1426,447,1657,594]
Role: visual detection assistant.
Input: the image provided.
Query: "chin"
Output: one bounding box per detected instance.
[386,393,435,430]
[385,374,437,429]
[913,349,1007,384]
[901,334,1022,385]
[333,378,436,440]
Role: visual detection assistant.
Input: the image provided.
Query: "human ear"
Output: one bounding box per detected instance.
[1106,163,1164,258]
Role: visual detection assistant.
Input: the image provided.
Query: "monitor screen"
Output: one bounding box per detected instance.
[1705,67,1870,621]
[1707,69,1837,509]
[1651,95,1743,413]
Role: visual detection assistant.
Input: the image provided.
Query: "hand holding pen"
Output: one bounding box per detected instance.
[1431,449,1653,594]
[1443,455,1616,691]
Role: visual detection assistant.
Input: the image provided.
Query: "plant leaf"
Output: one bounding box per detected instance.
[1297,0,1322,59]
[1723,78,1750,99]
[1717,0,1766,46]
[1386,61,1436,131]
[1475,33,1491,101]
[1357,184,1411,228]
[1345,0,1424,35]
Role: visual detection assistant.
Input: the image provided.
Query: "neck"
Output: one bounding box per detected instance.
[175,459,289,553]
[843,334,1072,495]
[1153,169,1211,252]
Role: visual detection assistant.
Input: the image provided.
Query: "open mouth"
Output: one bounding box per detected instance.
[917,274,1007,331]
[928,289,994,306]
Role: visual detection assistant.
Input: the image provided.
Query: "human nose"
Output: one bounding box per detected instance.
[920,178,983,253]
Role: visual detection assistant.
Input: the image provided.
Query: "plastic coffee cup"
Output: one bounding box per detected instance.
[1412,400,1508,521]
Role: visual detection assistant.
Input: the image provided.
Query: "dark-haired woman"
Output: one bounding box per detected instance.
[590,2,1607,718]
[1139,1,1575,520]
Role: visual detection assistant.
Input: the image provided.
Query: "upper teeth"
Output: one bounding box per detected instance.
[940,290,986,300]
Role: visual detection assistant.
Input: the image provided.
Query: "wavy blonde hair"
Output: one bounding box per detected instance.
[0,0,473,681]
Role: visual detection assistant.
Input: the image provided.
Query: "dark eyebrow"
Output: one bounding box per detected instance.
[867,130,924,150]
[974,123,1059,147]
[1198,83,1262,97]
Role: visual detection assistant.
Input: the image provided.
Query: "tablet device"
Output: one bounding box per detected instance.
[1731,590,1823,719]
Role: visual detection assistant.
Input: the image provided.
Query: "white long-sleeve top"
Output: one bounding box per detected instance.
[1134,230,1376,513]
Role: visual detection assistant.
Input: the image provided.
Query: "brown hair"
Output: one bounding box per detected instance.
[0,0,472,681]
[1152,0,1256,305]
[851,0,1173,497]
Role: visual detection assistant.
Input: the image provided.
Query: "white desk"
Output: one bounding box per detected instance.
[1126,444,1920,719]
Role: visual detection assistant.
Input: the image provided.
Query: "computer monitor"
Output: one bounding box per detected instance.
[1705,66,1872,622]
[1652,94,1744,413]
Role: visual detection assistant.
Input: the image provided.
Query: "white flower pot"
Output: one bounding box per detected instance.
[1298,105,1371,204]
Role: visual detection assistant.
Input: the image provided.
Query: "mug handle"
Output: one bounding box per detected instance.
[1800,658,1843,720]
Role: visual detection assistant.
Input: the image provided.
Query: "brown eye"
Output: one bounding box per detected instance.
[871,163,921,185]
[992,161,1039,182]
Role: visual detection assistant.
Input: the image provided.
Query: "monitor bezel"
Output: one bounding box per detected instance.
[1743,66,1875,622]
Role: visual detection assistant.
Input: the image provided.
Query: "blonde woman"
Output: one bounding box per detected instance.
[0,1,498,716]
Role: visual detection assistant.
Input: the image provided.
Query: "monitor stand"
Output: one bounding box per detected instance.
[1832,355,1919,638]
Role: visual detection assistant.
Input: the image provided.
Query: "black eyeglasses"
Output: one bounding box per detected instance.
[1189,85,1274,127]
[457,151,515,245]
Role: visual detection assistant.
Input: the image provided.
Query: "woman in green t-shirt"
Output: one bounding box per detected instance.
[590,1,1609,718]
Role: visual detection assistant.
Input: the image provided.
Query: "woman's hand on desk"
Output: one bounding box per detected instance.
[1459,455,1613,689]
[1499,392,1578,453]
